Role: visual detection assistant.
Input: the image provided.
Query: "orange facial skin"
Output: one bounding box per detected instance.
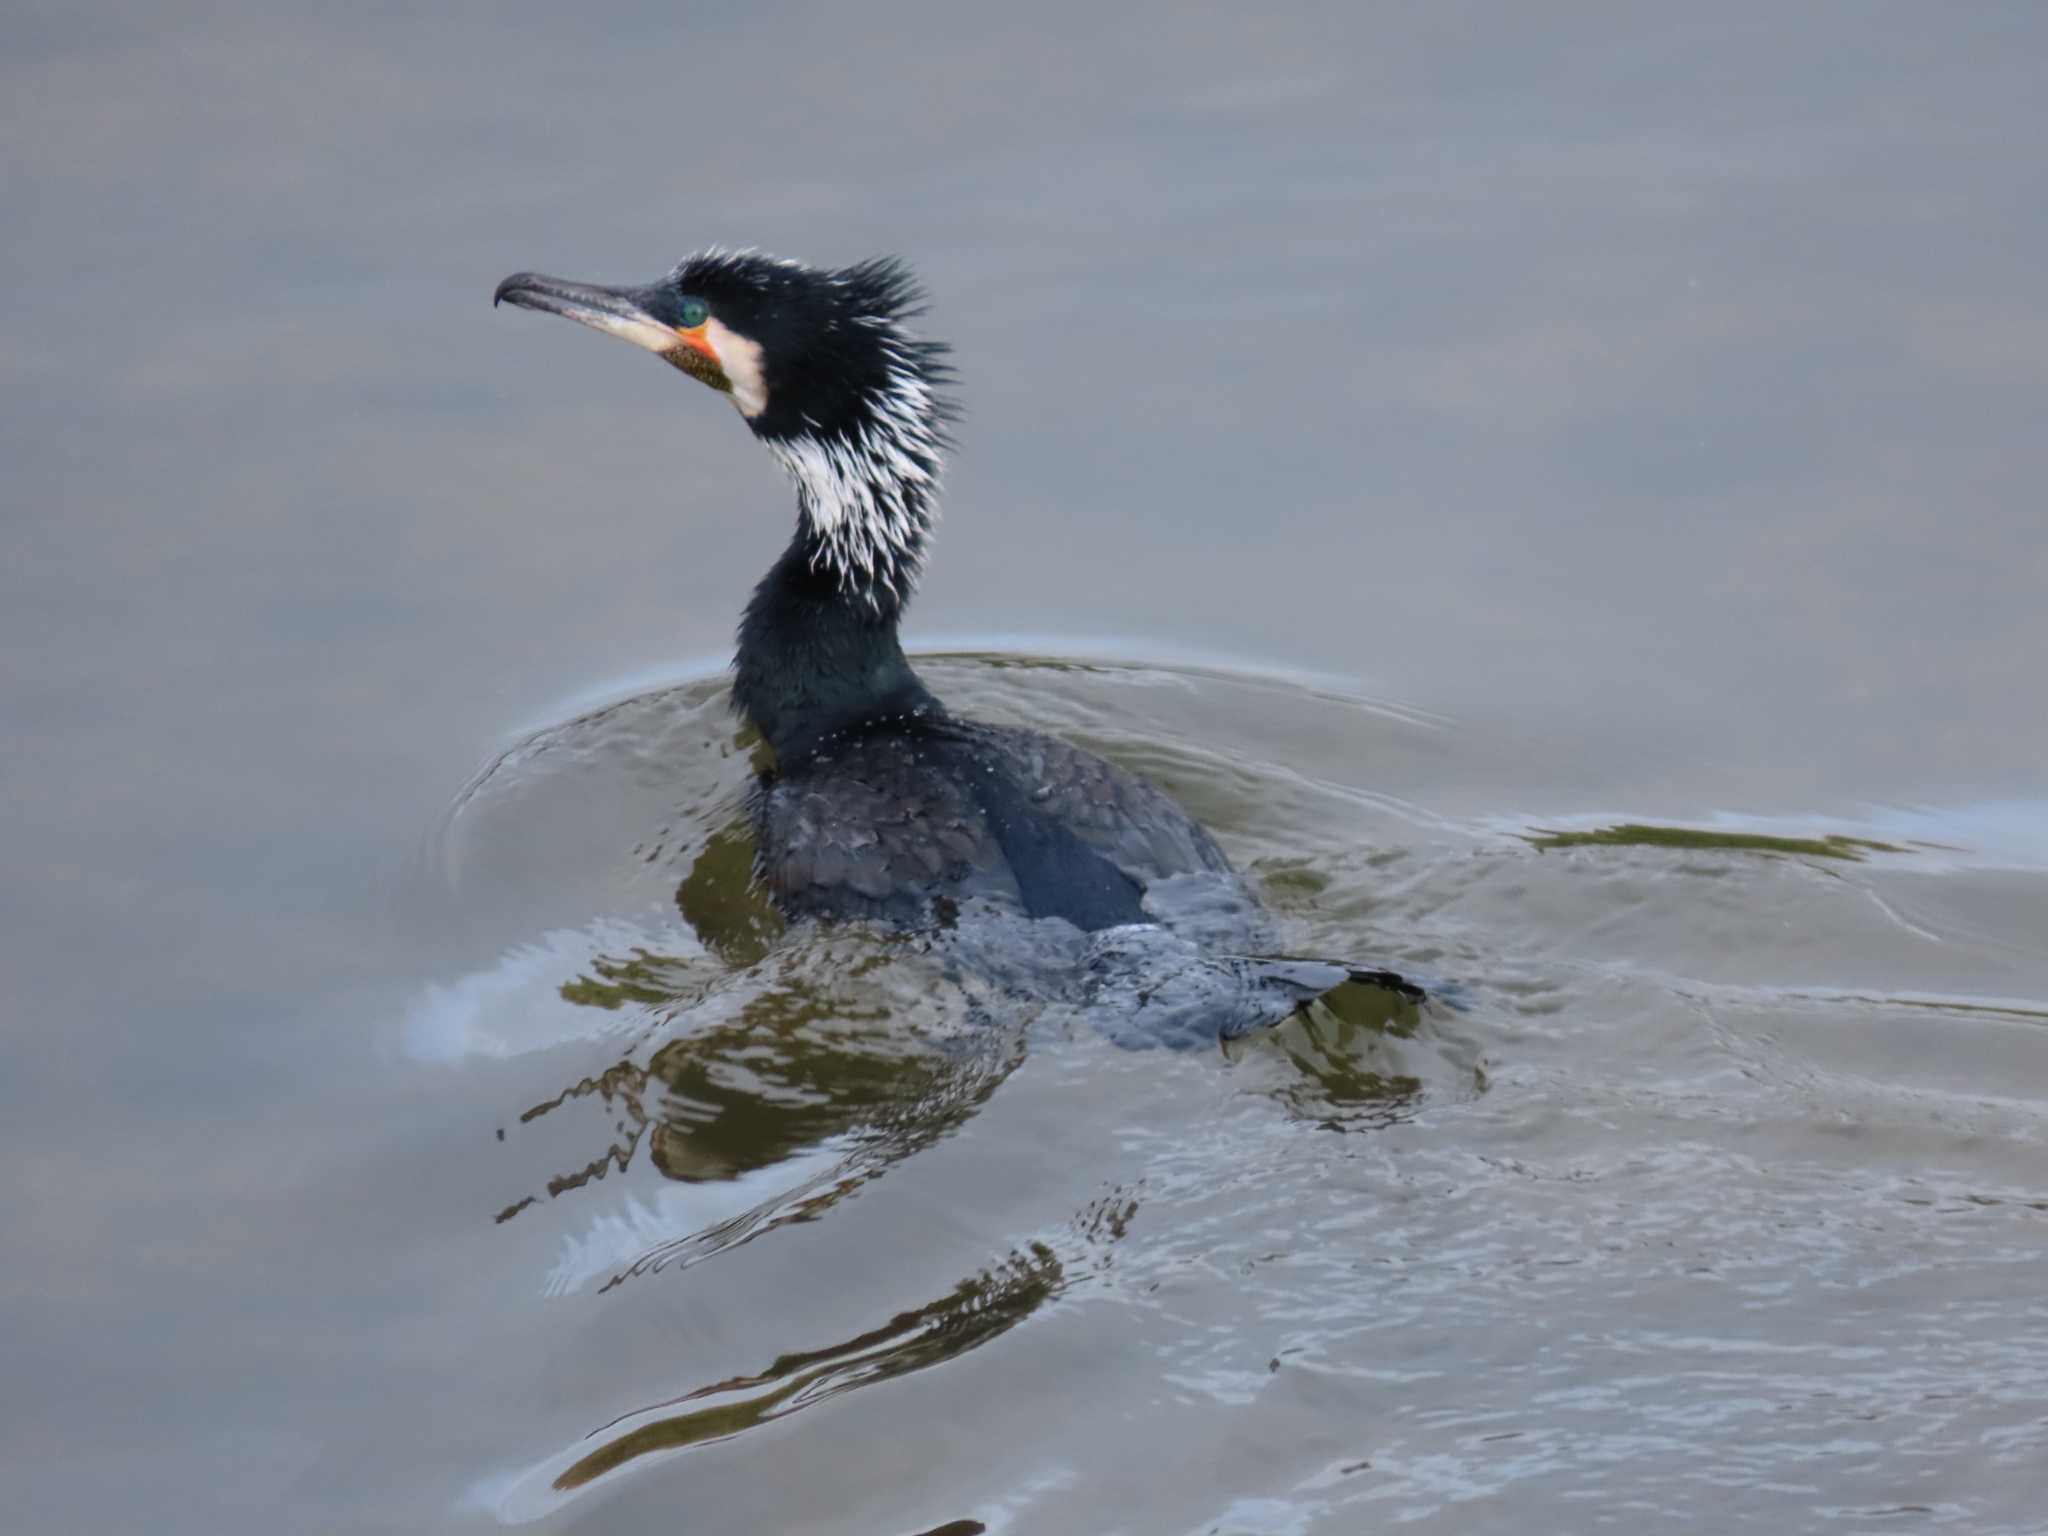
[672,323,718,363]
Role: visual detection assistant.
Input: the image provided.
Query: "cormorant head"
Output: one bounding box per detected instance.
[496,250,954,600]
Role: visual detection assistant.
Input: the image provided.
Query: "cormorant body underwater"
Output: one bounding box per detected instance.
[495,250,1422,1046]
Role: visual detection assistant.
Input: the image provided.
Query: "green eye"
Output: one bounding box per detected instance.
[678,296,710,329]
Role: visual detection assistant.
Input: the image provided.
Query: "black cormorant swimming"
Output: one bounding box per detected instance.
[495,250,1422,1046]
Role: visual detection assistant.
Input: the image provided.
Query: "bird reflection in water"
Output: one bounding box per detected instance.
[492,817,1027,1291]
[491,812,1439,1277]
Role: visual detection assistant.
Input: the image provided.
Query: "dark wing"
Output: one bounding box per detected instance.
[751,730,1025,926]
[752,720,1244,935]
[954,724,1235,885]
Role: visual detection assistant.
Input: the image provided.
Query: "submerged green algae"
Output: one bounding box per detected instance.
[1526,823,1905,861]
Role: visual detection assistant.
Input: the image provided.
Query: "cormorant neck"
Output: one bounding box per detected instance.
[734,365,948,760]
[761,399,941,609]
[733,520,939,762]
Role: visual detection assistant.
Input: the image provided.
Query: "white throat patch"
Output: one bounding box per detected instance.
[705,318,768,418]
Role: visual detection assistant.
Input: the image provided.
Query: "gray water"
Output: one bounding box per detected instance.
[6,5,2048,1532]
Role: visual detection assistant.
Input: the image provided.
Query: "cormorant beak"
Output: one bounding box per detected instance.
[494,271,728,390]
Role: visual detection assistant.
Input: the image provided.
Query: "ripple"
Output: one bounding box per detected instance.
[403,650,2048,1534]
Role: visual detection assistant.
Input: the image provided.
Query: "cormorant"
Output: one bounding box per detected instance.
[495,250,1421,1045]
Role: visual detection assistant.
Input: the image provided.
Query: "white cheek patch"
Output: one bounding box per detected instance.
[705,317,769,417]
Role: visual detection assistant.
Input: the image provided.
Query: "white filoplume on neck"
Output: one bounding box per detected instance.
[761,336,944,604]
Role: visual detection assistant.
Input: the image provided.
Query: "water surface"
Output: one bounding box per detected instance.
[5,5,2047,1532]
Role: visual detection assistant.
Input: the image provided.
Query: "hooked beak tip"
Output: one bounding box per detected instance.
[494,272,540,310]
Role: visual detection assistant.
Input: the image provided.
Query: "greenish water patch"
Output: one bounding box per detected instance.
[1527,823,1906,861]
[552,1244,1061,1490]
